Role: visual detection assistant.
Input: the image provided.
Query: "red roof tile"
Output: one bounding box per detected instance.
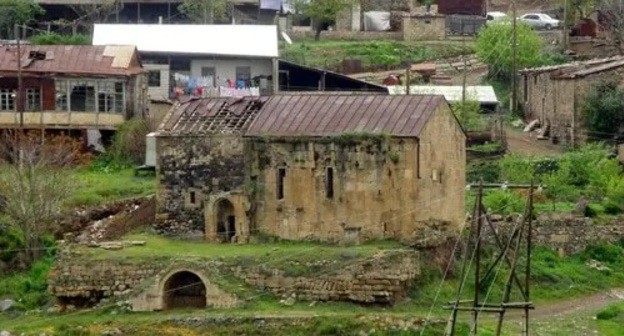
[0,45,142,76]
[245,94,445,138]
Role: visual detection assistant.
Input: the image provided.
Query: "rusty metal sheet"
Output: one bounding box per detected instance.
[0,45,142,76]
[246,94,445,138]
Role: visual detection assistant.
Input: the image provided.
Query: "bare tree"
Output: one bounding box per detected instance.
[0,131,79,264]
[596,0,624,52]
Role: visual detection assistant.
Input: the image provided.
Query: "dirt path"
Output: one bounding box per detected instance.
[505,126,562,156]
[509,289,624,321]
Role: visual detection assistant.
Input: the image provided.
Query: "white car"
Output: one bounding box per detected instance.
[518,13,560,30]
[486,11,508,21]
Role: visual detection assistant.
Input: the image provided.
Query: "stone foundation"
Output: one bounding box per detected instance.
[484,213,624,255]
[241,251,420,304]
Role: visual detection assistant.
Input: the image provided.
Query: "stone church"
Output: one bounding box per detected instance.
[154,94,465,244]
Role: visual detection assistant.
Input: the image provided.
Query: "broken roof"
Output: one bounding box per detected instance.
[159,96,269,135]
[245,94,446,138]
[0,45,142,76]
[93,24,279,58]
[519,56,624,79]
[388,85,498,105]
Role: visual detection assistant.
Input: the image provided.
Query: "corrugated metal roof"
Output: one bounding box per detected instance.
[519,56,624,75]
[0,45,141,76]
[388,85,499,104]
[159,96,268,135]
[245,94,445,137]
[93,24,279,58]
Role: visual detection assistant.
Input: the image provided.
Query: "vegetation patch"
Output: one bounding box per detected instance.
[281,40,473,72]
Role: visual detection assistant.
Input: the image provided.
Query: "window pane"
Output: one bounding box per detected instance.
[148,70,161,87]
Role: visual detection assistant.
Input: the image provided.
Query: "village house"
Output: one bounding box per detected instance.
[93,24,280,101]
[0,44,146,134]
[520,56,624,146]
[154,94,466,244]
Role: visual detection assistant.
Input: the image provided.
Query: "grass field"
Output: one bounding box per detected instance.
[65,168,156,208]
[280,40,474,72]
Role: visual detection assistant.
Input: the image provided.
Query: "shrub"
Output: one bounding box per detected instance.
[92,119,150,171]
[483,190,525,214]
[597,304,623,320]
[467,160,500,183]
[451,98,484,131]
[498,154,537,183]
[30,33,90,45]
[583,244,623,264]
[583,81,624,139]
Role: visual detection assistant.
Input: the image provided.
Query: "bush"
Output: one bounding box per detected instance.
[483,190,525,214]
[0,224,25,262]
[0,255,53,310]
[30,33,90,45]
[597,304,624,320]
[92,119,150,171]
[583,81,624,139]
[451,98,484,131]
[498,154,537,183]
[467,160,500,183]
[583,244,623,264]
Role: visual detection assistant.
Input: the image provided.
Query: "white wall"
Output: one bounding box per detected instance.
[190,58,273,86]
[145,64,170,101]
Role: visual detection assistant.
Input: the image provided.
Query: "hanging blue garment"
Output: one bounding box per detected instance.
[260,0,281,10]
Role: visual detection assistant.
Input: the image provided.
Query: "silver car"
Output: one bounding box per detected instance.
[518,13,561,30]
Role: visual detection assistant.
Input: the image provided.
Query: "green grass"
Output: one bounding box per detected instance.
[280,40,473,72]
[76,232,402,271]
[0,256,53,311]
[66,168,155,208]
[598,302,624,336]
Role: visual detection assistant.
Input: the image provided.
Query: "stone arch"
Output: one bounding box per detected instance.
[205,193,250,243]
[162,270,207,310]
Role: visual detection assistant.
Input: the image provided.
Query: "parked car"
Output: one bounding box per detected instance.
[518,13,560,30]
[486,11,508,21]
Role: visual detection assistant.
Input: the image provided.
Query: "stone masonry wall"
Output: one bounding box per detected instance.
[48,260,158,304]
[155,135,246,237]
[240,251,419,304]
[403,15,446,42]
[484,213,624,255]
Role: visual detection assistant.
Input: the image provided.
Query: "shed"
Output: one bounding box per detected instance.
[387,85,499,112]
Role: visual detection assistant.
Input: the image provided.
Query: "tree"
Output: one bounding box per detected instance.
[596,0,624,52]
[0,0,44,39]
[558,0,597,19]
[475,22,544,80]
[0,131,79,265]
[582,81,624,139]
[179,0,230,24]
[297,0,355,40]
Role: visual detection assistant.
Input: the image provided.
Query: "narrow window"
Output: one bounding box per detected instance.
[0,89,15,111]
[201,67,216,87]
[277,168,286,200]
[416,142,421,179]
[25,88,40,112]
[148,70,161,87]
[190,191,196,205]
[326,167,334,199]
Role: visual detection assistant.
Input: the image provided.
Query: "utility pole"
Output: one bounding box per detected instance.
[563,0,569,50]
[445,182,539,336]
[405,67,411,95]
[462,28,468,128]
[511,0,518,114]
[14,24,24,129]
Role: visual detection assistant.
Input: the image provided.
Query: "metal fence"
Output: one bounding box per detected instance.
[446,15,487,35]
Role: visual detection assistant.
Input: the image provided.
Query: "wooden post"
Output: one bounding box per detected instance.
[405,68,411,95]
[15,24,24,129]
[511,0,518,113]
[524,182,534,336]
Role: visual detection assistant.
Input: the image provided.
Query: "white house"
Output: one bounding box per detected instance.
[93,24,279,101]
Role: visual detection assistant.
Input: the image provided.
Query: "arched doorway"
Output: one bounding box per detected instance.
[216,199,236,243]
[163,271,207,309]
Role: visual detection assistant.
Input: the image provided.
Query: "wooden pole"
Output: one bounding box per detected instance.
[471,181,483,336]
[524,181,534,336]
[511,0,518,113]
[563,0,569,50]
[405,68,411,95]
[15,24,24,129]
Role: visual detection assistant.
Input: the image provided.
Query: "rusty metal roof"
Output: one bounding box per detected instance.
[159,96,269,135]
[245,94,445,138]
[0,45,142,76]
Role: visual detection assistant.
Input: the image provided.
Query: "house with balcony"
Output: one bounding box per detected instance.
[0,45,146,131]
[93,24,280,101]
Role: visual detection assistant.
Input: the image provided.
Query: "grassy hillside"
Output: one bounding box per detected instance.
[280,40,474,72]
